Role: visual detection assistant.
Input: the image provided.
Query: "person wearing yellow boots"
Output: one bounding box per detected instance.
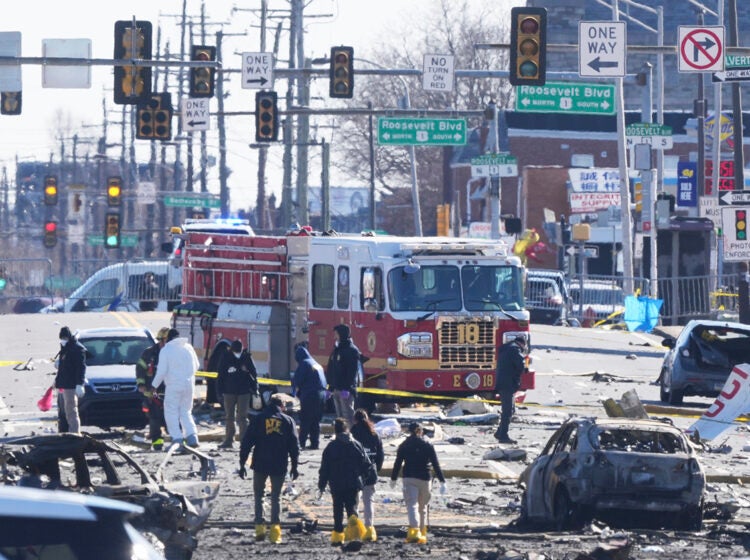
[318,418,373,546]
[239,395,300,544]
[351,409,384,542]
[390,422,447,544]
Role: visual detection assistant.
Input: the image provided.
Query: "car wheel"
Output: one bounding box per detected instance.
[518,490,530,526]
[679,503,703,531]
[668,387,684,406]
[659,375,669,403]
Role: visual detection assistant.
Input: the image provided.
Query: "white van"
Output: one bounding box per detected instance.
[48,261,181,313]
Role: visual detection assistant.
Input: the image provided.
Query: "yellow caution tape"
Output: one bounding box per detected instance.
[196,370,504,405]
[0,361,23,367]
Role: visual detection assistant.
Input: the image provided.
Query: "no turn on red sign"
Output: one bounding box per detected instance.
[679,26,725,72]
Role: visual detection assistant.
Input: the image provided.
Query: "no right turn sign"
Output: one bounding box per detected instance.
[679,26,724,72]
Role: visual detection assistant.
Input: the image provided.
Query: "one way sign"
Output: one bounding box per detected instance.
[181,98,210,132]
[579,21,626,78]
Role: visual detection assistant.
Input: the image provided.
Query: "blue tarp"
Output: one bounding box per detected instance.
[624,295,663,333]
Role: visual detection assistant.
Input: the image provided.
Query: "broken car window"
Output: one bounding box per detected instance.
[595,428,686,454]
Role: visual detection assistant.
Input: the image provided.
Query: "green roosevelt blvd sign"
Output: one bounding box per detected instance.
[164,195,221,208]
[515,82,615,115]
[377,117,467,146]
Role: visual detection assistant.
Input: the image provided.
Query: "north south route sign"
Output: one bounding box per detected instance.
[515,82,615,115]
[377,117,466,146]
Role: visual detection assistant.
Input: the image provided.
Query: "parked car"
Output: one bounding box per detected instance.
[525,276,567,325]
[526,269,576,326]
[58,327,155,431]
[0,485,165,560]
[569,280,626,322]
[659,319,750,405]
[518,416,705,530]
[0,433,220,559]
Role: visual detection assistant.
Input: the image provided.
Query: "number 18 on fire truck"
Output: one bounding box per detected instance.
[168,226,533,408]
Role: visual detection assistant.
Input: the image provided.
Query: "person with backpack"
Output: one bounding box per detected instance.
[351,408,384,542]
[318,418,372,546]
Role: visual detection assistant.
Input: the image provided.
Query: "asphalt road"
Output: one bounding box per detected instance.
[2,313,750,559]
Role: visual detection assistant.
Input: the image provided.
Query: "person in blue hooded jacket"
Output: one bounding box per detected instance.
[291,342,327,450]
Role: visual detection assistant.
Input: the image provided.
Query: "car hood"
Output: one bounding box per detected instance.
[85,364,137,381]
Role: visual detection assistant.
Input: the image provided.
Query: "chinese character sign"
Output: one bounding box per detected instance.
[677,161,697,207]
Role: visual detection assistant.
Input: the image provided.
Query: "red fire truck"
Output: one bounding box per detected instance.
[171,226,533,407]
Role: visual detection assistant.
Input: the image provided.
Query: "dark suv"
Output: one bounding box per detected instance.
[58,327,155,430]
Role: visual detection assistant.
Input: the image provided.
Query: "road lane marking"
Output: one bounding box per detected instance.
[111,312,142,328]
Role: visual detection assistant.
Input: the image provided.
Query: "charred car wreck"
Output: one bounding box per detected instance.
[0,433,220,559]
[519,417,705,531]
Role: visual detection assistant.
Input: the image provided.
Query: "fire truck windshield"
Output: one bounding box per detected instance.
[387,264,523,312]
[461,265,524,311]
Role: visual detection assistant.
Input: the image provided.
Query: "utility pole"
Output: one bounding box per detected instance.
[293,0,309,225]
[257,0,269,229]
[696,8,707,197]
[321,139,330,231]
[484,101,500,239]
[728,0,745,191]
[217,30,229,217]
[281,0,298,229]
[613,0,634,293]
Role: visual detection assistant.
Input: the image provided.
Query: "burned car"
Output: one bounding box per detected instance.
[659,319,750,405]
[518,417,705,530]
[0,433,220,559]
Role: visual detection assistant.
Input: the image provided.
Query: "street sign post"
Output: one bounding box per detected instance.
[678,26,724,73]
[87,234,138,247]
[515,81,615,115]
[241,52,273,89]
[712,67,750,83]
[470,154,518,178]
[377,117,466,146]
[625,123,674,149]
[164,194,221,208]
[181,98,210,132]
[566,245,599,258]
[578,21,626,78]
[422,54,454,93]
[719,190,750,206]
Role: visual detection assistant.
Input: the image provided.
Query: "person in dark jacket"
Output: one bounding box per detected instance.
[351,408,384,542]
[318,417,372,545]
[326,324,361,425]
[239,395,299,545]
[136,327,170,450]
[54,326,87,434]
[494,335,526,444]
[391,422,446,544]
[217,339,258,449]
[291,343,327,450]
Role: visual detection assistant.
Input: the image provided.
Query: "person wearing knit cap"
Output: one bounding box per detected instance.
[325,324,361,426]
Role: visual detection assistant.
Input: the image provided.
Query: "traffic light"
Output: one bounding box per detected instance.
[1,92,21,115]
[44,175,58,206]
[329,46,354,99]
[436,203,450,236]
[113,20,152,105]
[189,45,216,98]
[736,209,747,241]
[105,212,121,249]
[509,7,547,86]
[107,176,122,207]
[136,93,172,141]
[43,221,58,248]
[255,91,279,142]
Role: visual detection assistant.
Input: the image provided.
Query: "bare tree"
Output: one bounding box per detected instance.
[330,0,513,234]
